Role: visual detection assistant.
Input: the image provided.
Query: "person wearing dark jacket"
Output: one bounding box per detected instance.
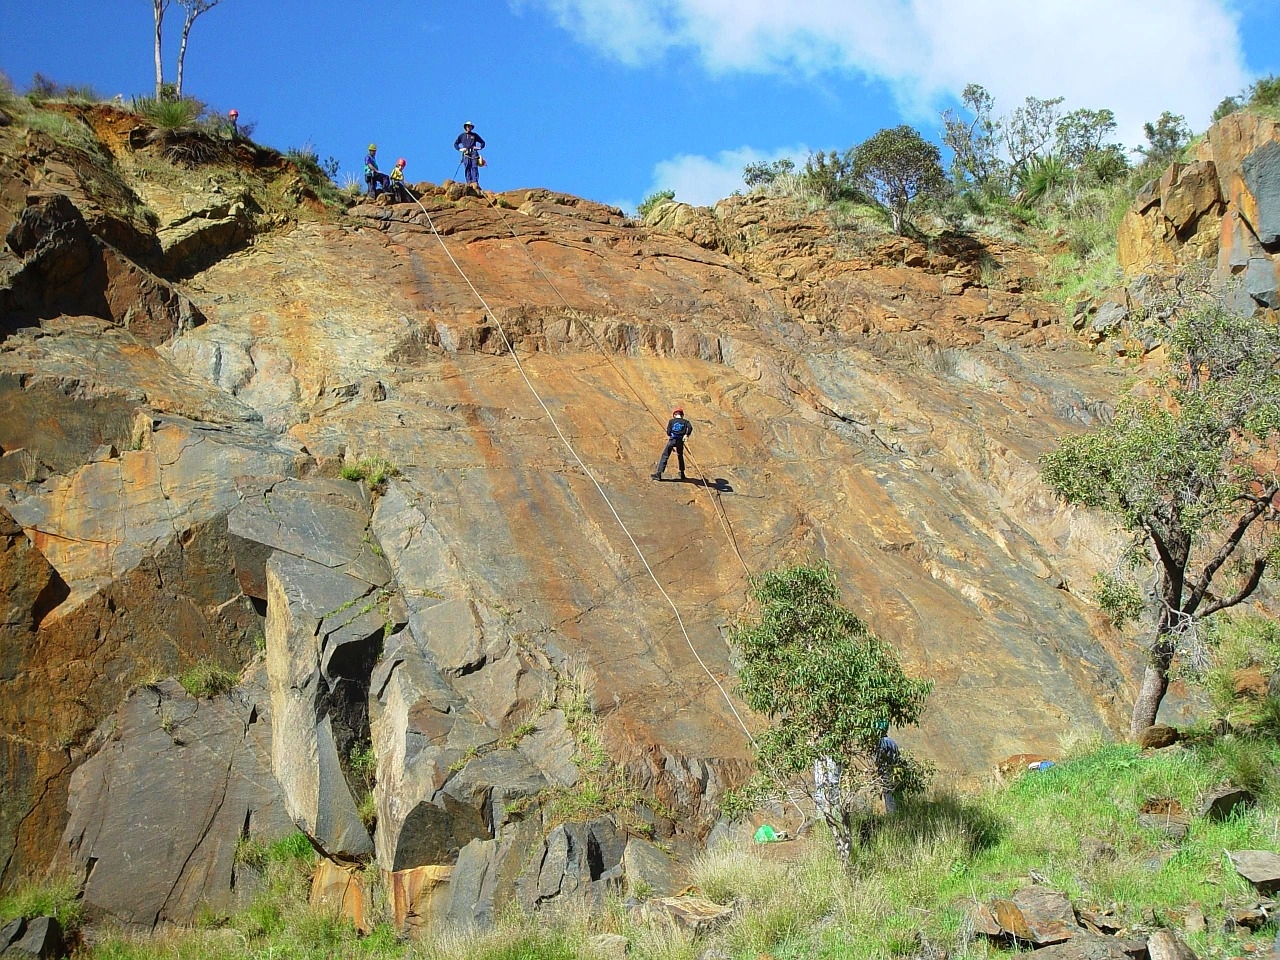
[453,121,486,187]
[364,144,390,198]
[651,407,694,480]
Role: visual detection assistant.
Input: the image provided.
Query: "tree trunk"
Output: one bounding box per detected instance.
[175,13,194,99]
[1129,662,1169,738]
[153,0,166,98]
[1130,632,1175,739]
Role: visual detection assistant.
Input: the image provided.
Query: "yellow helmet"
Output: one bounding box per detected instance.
[368,143,377,152]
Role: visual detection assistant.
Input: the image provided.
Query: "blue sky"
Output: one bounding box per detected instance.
[2,0,1278,212]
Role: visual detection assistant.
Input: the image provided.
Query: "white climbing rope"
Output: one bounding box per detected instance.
[397,186,758,747]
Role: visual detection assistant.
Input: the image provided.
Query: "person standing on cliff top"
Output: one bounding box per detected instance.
[651,407,694,481]
[453,121,486,189]
[364,144,390,198]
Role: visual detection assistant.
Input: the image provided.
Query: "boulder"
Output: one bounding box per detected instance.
[1241,140,1280,245]
[1243,257,1280,310]
[389,864,452,933]
[1160,161,1222,235]
[519,817,626,910]
[52,674,293,929]
[1138,725,1180,750]
[623,838,684,899]
[310,859,369,934]
[640,896,733,936]
[264,552,378,859]
[1147,929,1198,960]
[0,917,63,960]
[1228,850,1280,895]
[984,886,1077,946]
[586,933,629,960]
[1198,785,1254,821]
[1034,931,1133,960]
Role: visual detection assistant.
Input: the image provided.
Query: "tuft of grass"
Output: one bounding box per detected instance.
[267,831,317,864]
[177,661,238,699]
[340,455,399,488]
[233,835,269,872]
[131,96,202,130]
[0,875,83,933]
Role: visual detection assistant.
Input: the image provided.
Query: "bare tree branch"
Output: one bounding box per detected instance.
[1183,487,1277,615]
[175,0,223,99]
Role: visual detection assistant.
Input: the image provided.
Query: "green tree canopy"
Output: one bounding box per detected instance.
[850,125,946,234]
[1040,284,1280,737]
[729,562,931,865]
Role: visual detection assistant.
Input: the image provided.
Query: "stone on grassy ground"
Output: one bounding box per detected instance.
[977,886,1077,946]
[1138,725,1180,750]
[1197,785,1254,821]
[0,917,64,960]
[1229,851,1280,895]
[1137,798,1189,840]
[640,896,733,936]
[310,859,370,934]
[623,838,683,898]
[1033,931,1133,960]
[1147,929,1198,960]
[586,933,628,960]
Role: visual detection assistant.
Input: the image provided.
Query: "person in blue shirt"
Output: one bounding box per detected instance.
[453,122,486,188]
[651,408,694,481]
[364,144,390,198]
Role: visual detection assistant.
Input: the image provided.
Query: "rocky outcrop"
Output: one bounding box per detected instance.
[1118,111,1280,312]
[1,103,1148,914]
[51,674,293,929]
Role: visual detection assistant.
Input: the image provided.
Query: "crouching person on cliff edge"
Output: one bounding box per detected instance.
[651,407,693,481]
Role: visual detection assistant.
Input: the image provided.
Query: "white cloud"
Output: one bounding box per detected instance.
[647,145,807,207]
[530,0,1249,146]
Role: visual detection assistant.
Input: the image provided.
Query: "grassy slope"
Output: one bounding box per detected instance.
[5,733,1275,960]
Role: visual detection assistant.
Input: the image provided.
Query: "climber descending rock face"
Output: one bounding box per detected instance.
[652,408,694,481]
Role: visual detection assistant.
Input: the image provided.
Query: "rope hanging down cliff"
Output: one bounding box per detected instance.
[399,187,757,747]
[477,191,753,579]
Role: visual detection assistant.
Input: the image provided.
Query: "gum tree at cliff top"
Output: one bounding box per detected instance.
[729,562,931,867]
[851,125,946,234]
[1041,284,1280,739]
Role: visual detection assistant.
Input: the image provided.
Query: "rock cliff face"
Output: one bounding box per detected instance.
[1118,111,1280,310]
[2,105,1139,926]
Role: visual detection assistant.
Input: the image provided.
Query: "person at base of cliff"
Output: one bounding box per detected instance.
[651,407,694,481]
[364,144,390,198]
[453,121,486,188]
[388,158,412,203]
[876,722,901,815]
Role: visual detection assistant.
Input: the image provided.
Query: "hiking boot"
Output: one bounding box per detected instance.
[650,473,662,481]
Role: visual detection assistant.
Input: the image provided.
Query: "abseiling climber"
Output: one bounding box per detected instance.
[454,121,486,188]
[364,143,390,198]
[651,407,694,481]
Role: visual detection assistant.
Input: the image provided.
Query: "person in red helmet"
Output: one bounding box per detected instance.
[389,157,411,203]
[651,407,694,481]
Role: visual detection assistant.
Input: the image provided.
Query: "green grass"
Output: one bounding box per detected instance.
[0,875,83,933]
[178,661,239,699]
[67,732,1280,959]
[131,96,202,130]
[340,456,399,488]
